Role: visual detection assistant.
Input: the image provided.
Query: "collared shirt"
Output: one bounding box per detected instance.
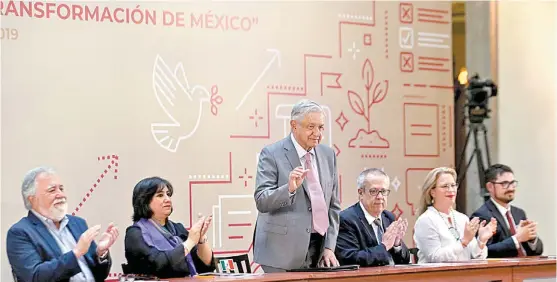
[289,133,321,198]
[290,133,320,181]
[30,210,95,282]
[359,202,401,252]
[490,198,538,250]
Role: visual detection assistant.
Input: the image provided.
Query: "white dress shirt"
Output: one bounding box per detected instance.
[413,206,487,263]
[289,133,320,198]
[31,210,95,282]
[490,198,538,251]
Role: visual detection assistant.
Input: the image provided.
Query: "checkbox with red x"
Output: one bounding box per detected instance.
[399,2,413,24]
[400,52,414,72]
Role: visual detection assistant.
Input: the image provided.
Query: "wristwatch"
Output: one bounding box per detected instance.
[198,237,208,244]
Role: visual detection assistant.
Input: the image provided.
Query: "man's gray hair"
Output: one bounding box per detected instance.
[290,99,324,122]
[356,168,389,189]
[21,166,56,210]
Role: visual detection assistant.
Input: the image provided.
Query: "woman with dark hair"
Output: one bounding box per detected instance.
[124,177,215,278]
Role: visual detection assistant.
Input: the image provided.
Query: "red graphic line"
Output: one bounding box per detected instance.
[410,124,432,128]
[418,62,444,67]
[449,105,453,147]
[73,154,119,215]
[228,236,244,240]
[231,54,331,139]
[418,13,443,19]
[228,223,252,227]
[430,85,453,89]
[338,1,376,58]
[405,168,434,215]
[187,152,232,229]
[437,106,440,155]
[411,133,433,136]
[320,72,342,96]
[403,95,426,99]
[384,9,388,59]
[418,67,450,72]
[417,8,448,14]
[418,19,449,24]
[403,103,440,157]
[213,242,253,255]
[404,84,453,89]
[418,56,449,61]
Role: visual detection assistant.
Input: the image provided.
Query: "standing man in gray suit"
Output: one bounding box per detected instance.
[253,99,341,273]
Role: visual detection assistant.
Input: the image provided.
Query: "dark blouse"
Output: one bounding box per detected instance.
[124,220,215,278]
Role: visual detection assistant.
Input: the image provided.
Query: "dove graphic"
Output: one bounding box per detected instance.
[151,55,220,153]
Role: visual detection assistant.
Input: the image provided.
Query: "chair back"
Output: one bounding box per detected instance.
[215,254,251,273]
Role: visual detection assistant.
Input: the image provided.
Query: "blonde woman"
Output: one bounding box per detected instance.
[413,167,497,263]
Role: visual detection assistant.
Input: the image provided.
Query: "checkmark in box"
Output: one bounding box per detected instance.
[399,27,414,49]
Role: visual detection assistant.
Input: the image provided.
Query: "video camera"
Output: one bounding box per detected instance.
[465,74,498,124]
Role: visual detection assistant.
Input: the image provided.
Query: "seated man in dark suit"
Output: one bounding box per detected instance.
[335,168,410,266]
[7,166,119,282]
[471,164,543,258]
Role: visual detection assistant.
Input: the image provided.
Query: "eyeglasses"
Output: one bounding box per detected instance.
[436,183,459,191]
[366,188,391,197]
[491,180,518,189]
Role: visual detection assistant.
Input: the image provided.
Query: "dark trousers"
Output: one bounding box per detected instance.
[304,233,324,268]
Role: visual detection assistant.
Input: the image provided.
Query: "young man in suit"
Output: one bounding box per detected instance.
[471,164,543,258]
[335,168,410,267]
[7,166,119,282]
[253,99,341,272]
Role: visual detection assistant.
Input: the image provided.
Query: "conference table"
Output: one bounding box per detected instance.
[168,257,556,282]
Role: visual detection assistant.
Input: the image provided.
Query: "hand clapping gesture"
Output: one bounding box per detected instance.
[477,217,497,244]
[462,217,480,246]
[382,218,408,250]
[516,220,538,243]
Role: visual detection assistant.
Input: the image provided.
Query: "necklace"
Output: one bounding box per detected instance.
[434,207,460,241]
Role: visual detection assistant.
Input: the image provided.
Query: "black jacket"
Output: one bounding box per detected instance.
[124,220,215,278]
[335,203,410,266]
[471,200,543,258]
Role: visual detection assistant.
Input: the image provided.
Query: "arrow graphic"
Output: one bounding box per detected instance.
[235,49,281,111]
[72,154,119,215]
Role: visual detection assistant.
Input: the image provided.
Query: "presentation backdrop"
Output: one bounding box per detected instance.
[1,0,453,278]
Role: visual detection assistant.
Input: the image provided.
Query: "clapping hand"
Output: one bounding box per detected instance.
[197,213,212,243]
[516,220,538,242]
[478,218,497,243]
[97,223,119,256]
[393,218,408,247]
[462,217,480,245]
[382,221,401,250]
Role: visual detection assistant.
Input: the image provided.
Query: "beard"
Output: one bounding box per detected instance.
[50,199,68,221]
[497,192,514,204]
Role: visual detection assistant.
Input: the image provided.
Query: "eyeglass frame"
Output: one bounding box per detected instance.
[435,183,459,191]
[490,180,518,189]
[363,188,391,197]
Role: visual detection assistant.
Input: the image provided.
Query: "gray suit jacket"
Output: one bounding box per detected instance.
[253,136,341,270]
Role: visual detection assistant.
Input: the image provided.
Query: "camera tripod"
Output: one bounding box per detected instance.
[456,122,492,201]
